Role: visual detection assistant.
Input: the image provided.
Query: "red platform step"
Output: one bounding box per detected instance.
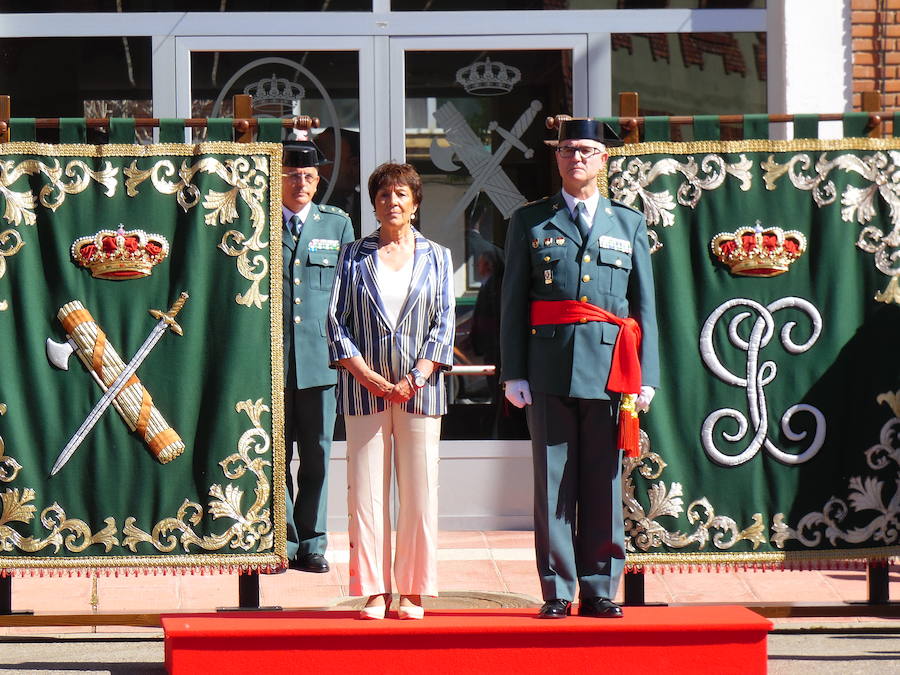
[162,606,772,675]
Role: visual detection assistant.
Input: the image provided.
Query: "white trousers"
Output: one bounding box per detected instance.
[345,405,441,597]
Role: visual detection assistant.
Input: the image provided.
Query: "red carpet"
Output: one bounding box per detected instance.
[162,606,771,674]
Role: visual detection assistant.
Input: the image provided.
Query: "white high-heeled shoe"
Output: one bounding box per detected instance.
[397,596,425,620]
[359,594,391,620]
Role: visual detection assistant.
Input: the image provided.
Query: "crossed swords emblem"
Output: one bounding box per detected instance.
[430,99,542,232]
[45,292,189,476]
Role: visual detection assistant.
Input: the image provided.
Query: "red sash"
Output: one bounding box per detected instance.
[530,299,643,457]
[530,299,642,394]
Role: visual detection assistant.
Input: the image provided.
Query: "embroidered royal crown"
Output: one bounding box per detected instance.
[455,57,521,96]
[710,222,807,277]
[71,225,170,280]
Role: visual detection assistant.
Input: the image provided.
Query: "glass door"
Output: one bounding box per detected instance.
[389,36,588,441]
[175,36,374,236]
[173,35,589,442]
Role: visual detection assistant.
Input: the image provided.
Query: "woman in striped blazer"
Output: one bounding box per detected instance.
[327,163,455,620]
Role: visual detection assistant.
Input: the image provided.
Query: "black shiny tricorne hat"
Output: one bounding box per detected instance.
[282,140,332,168]
[544,118,623,148]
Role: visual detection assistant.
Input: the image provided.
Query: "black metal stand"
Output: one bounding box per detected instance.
[867,560,891,605]
[216,572,282,612]
[621,561,894,614]
[239,573,260,608]
[0,575,10,614]
[623,570,645,606]
[0,575,33,616]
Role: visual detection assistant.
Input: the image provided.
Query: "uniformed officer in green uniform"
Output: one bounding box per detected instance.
[282,140,355,572]
[500,119,660,618]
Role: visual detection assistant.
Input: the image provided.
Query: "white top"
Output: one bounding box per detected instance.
[561,189,600,227]
[377,254,414,329]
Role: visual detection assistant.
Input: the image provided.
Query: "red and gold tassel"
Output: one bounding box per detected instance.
[618,393,640,457]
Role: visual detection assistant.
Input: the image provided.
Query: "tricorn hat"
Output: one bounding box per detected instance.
[544,118,623,148]
[282,140,331,168]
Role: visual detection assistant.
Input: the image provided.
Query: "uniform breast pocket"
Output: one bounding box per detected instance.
[533,249,567,293]
[307,250,338,290]
[598,248,632,296]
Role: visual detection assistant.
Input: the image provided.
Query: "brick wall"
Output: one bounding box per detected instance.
[851,0,900,110]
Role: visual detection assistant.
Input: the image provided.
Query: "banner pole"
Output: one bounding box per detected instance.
[616,91,649,607]
[230,92,274,612]
[0,95,30,617]
[233,93,254,144]
[618,91,640,145]
[0,115,318,132]
[234,92,261,611]
[0,95,9,143]
[860,88,892,609]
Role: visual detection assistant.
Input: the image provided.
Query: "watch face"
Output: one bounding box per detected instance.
[414,376,427,388]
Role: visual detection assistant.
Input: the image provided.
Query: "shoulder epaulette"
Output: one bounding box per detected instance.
[522,195,551,208]
[320,204,350,218]
[610,197,641,214]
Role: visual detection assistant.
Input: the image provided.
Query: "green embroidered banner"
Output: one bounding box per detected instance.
[605,138,900,567]
[0,140,286,573]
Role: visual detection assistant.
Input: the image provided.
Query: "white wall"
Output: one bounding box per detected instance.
[288,440,535,532]
[768,0,852,138]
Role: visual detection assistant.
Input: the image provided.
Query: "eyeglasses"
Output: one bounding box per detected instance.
[282,172,318,184]
[555,145,605,159]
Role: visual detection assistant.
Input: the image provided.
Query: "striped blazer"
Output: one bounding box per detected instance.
[327,229,456,416]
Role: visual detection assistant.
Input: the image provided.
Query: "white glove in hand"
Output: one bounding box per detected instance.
[504,379,533,408]
[635,385,655,413]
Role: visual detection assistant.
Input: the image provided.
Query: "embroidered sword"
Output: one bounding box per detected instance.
[49,292,189,476]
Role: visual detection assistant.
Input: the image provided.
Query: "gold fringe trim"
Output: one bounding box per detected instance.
[0,563,288,578]
[268,151,288,562]
[0,551,287,576]
[609,136,900,157]
[625,559,893,573]
[0,140,283,159]
[625,546,899,572]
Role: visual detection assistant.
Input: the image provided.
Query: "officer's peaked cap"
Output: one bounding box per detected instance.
[544,118,623,148]
[282,140,331,169]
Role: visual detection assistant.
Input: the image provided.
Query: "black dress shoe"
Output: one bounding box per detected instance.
[537,599,572,619]
[578,597,623,618]
[290,553,330,573]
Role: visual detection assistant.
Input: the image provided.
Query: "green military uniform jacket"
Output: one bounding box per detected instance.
[283,203,355,389]
[500,192,659,398]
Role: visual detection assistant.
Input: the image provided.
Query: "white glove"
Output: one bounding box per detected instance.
[504,379,533,408]
[635,386,655,413]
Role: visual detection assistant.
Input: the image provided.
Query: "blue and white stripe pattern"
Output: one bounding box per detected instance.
[327,229,456,416]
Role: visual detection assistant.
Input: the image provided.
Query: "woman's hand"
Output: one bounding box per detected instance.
[340,356,394,398]
[361,370,395,398]
[386,376,416,404]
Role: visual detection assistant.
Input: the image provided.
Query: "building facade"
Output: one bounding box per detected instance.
[1,0,863,529]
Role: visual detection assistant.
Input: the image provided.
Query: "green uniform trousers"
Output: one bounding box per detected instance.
[527,391,625,602]
[285,384,337,558]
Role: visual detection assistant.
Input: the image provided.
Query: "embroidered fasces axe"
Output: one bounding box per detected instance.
[45,293,188,475]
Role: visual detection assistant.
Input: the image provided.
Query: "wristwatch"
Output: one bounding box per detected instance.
[410,367,427,389]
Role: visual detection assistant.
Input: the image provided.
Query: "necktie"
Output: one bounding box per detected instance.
[574,201,591,243]
[289,214,302,238]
